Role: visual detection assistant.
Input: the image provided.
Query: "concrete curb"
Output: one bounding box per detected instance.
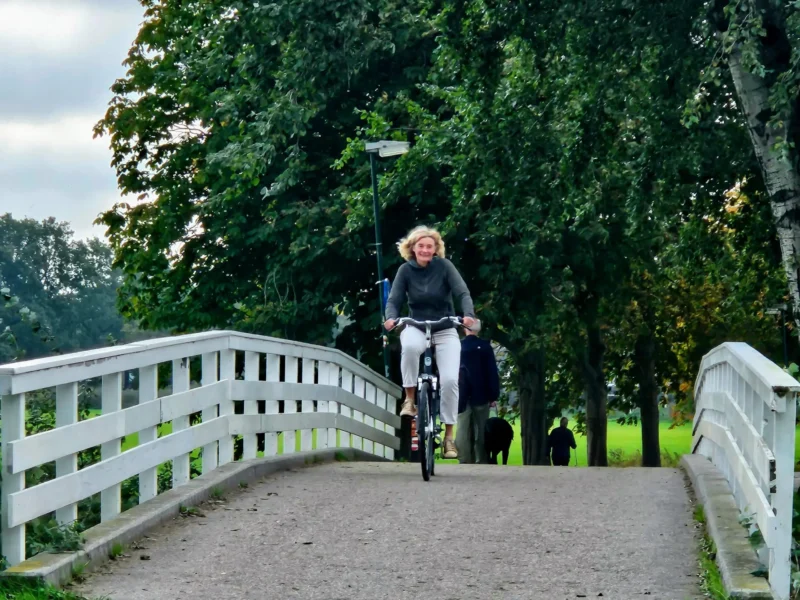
[681,454,772,599]
[1,448,383,587]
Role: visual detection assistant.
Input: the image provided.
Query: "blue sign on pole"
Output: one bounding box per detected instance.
[380,278,390,315]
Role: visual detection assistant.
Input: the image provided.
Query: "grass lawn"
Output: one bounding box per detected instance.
[440,419,800,467]
[507,420,694,466]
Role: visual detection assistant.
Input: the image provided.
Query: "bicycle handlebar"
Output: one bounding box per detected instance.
[388,316,472,332]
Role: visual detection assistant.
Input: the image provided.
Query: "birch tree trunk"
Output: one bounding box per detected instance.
[728,46,800,317]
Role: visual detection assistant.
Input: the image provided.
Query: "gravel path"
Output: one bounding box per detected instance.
[76,462,701,600]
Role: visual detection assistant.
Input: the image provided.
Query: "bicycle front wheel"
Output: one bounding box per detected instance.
[417,382,434,481]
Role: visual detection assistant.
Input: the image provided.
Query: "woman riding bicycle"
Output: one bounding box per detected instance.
[383,226,477,460]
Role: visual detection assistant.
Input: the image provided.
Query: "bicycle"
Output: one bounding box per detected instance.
[389,316,468,481]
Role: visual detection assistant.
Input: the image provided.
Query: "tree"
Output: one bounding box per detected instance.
[687,1,800,320]
[94,0,444,375]
[0,214,124,360]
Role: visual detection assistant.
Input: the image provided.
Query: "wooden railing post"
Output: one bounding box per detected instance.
[218,349,236,465]
[138,364,159,503]
[55,382,78,524]
[1,392,26,565]
[264,354,280,457]
[171,358,191,488]
[201,352,219,474]
[100,373,122,522]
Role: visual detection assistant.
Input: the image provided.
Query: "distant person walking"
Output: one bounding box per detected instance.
[548,417,577,466]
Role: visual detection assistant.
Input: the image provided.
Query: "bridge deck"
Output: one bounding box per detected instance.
[76,462,701,599]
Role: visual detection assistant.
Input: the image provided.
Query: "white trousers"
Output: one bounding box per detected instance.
[400,327,460,425]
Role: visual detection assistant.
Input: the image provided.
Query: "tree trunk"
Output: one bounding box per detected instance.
[581,325,607,467]
[635,331,661,467]
[517,349,549,465]
[728,47,800,318]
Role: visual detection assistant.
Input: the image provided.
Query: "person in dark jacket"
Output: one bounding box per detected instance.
[455,321,500,463]
[548,417,577,466]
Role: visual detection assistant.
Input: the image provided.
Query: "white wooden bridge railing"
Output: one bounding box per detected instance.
[0,330,402,568]
[693,342,799,600]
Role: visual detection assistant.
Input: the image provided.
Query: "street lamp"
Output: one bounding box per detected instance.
[365,140,410,379]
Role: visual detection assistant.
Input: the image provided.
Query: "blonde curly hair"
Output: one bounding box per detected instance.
[398,226,446,261]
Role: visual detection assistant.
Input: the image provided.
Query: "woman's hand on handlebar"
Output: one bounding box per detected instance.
[463,316,476,329]
[384,319,396,331]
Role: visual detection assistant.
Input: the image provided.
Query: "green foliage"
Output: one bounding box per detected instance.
[94,0,438,369]
[693,504,729,599]
[606,448,682,468]
[0,577,105,600]
[0,215,124,362]
[108,542,125,560]
[699,533,729,600]
[92,0,793,467]
[71,560,89,583]
[25,521,84,556]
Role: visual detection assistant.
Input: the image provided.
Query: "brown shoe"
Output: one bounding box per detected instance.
[443,438,458,459]
[400,398,417,417]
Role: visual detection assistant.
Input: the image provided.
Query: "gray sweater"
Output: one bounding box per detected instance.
[385,257,475,325]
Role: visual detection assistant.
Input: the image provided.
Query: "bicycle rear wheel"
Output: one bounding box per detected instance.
[417,382,434,481]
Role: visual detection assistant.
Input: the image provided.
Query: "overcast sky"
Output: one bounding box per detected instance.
[0,0,145,240]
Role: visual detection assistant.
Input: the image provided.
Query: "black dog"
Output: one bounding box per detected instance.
[484,417,514,465]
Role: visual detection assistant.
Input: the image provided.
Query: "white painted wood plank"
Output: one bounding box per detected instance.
[229,334,402,398]
[374,388,386,459]
[8,417,231,528]
[696,343,799,411]
[771,391,796,599]
[160,380,230,422]
[202,352,219,474]
[228,414,399,450]
[1,392,26,566]
[300,359,314,452]
[0,331,402,399]
[352,376,365,450]
[696,419,775,544]
[6,378,399,470]
[317,362,330,450]
[0,334,231,395]
[138,365,159,503]
[218,350,236,465]
[171,358,191,488]
[228,380,400,426]
[243,351,259,460]
[283,356,298,455]
[101,373,122,522]
[55,382,78,525]
[326,362,339,448]
[363,383,376,455]
[10,390,171,474]
[705,391,774,487]
[339,370,352,448]
[263,354,280,457]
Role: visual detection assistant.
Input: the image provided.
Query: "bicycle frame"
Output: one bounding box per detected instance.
[417,321,441,445]
[388,316,469,480]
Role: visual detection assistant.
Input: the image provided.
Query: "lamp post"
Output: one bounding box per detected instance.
[365,140,410,379]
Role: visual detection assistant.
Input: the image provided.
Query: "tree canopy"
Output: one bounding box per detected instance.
[95,0,790,465]
[0,214,124,362]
